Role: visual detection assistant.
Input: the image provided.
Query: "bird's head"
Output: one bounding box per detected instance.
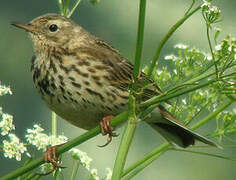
[12,13,85,52]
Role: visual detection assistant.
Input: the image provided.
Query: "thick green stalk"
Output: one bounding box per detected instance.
[112,1,147,179]
[111,96,138,180]
[122,143,170,179]
[133,0,146,81]
[191,99,234,130]
[0,112,128,180]
[146,5,201,79]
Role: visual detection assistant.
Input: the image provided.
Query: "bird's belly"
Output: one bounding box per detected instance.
[45,97,104,130]
[37,86,128,130]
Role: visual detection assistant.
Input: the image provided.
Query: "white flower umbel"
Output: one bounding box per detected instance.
[70,148,92,171]
[174,44,188,49]
[164,54,177,61]
[25,124,50,151]
[201,0,211,8]
[0,112,15,136]
[3,134,27,161]
[0,84,12,96]
[26,124,69,151]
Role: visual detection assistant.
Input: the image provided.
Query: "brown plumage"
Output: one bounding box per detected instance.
[12,13,219,148]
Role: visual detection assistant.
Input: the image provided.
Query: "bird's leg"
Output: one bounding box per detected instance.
[99,115,119,147]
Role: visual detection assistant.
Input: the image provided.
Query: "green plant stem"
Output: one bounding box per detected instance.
[0,112,128,180]
[70,161,79,180]
[67,0,82,18]
[112,96,138,180]
[64,0,71,16]
[57,0,64,15]
[170,148,236,161]
[112,1,147,179]
[141,78,216,108]
[191,99,234,130]
[185,0,195,15]
[122,143,170,179]
[146,5,201,79]
[206,24,219,79]
[52,111,57,137]
[133,0,146,81]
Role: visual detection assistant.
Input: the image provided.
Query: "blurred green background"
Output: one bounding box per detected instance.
[1,0,236,179]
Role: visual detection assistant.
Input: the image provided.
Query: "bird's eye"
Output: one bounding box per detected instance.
[49,24,58,32]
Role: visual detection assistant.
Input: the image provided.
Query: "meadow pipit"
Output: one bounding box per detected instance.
[12,13,218,168]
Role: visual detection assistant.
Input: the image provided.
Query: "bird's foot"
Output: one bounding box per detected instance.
[37,145,66,176]
[99,115,119,147]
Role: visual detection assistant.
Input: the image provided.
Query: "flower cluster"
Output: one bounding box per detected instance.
[212,110,236,141]
[70,148,92,170]
[213,35,236,95]
[0,110,15,136]
[69,148,112,180]
[25,124,68,151]
[0,83,26,161]
[0,83,12,96]
[145,37,235,136]
[201,0,221,24]
[3,134,27,161]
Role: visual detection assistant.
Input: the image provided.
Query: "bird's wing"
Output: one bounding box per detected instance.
[86,39,163,98]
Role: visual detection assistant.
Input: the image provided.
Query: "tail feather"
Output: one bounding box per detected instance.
[152,122,195,148]
[146,105,220,148]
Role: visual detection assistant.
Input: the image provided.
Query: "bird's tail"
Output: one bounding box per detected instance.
[146,105,220,148]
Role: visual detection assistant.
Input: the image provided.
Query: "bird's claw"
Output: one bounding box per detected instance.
[98,115,119,147]
[36,145,66,176]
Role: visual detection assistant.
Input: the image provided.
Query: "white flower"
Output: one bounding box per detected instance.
[215,44,222,51]
[182,99,187,105]
[90,168,99,180]
[164,54,177,61]
[156,69,163,75]
[70,148,92,170]
[25,124,49,151]
[3,134,27,161]
[26,124,68,151]
[49,135,68,146]
[206,54,212,61]
[174,44,188,49]
[201,0,211,8]
[173,69,177,75]
[0,113,15,135]
[104,168,112,180]
[210,6,221,13]
[0,84,12,96]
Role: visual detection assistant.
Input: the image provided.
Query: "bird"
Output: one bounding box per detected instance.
[12,13,218,168]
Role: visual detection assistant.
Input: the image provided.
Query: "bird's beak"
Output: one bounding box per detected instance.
[11,22,39,33]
